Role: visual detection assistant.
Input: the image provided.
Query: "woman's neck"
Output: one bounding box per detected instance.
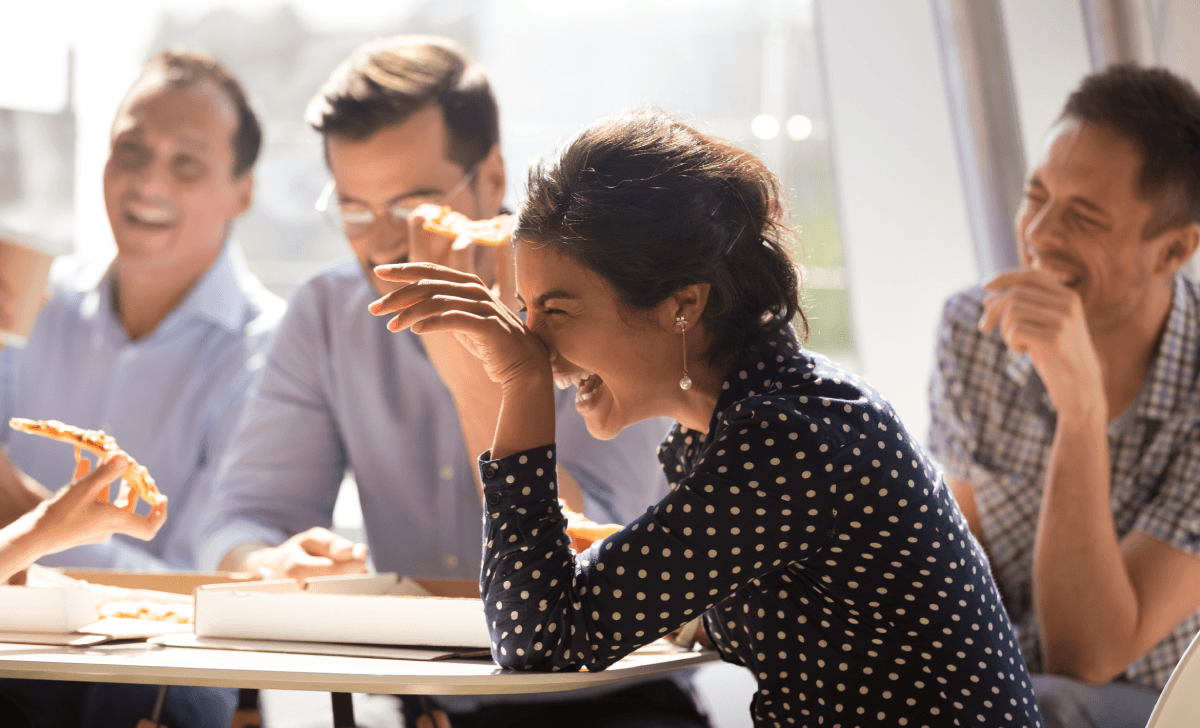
[670,359,725,434]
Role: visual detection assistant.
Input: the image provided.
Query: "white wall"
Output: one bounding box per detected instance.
[816,0,978,445]
[1001,0,1093,169]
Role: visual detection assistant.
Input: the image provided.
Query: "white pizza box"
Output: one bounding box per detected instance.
[194,572,491,649]
[0,580,98,632]
[0,566,200,640]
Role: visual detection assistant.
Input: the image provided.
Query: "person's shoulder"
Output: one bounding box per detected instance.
[1177,272,1200,320]
[263,257,373,356]
[721,350,888,447]
[285,257,369,312]
[46,251,111,299]
[231,262,286,345]
[940,285,988,328]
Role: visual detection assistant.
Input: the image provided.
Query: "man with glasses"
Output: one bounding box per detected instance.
[197,35,706,727]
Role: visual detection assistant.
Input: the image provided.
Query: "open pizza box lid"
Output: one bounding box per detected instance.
[193,572,491,650]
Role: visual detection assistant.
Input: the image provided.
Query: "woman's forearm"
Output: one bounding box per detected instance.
[0,511,46,583]
[492,374,557,460]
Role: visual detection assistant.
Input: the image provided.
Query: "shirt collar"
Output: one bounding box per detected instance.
[707,320,802,434]
[88,242,252,338]
[1135,273,1197,421]
[660,320,799,470]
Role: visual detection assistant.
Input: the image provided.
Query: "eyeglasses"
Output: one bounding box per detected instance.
[315,165,479,240]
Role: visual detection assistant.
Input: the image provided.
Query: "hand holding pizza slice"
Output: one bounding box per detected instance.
[414,203,515,246]
[9,418,165,511]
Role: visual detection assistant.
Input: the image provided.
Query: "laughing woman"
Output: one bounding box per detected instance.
[370,110,1042,727]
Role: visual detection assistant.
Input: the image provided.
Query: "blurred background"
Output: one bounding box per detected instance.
[2,1,1200,725]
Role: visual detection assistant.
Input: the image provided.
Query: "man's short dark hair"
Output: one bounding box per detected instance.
[1061,64,1200,239]
[124,49,262,179]
[306,35,500,172]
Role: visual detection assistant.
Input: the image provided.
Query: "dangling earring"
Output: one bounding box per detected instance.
[676,315,692,390]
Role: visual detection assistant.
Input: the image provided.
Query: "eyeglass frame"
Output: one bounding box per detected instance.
[314,164,481,240]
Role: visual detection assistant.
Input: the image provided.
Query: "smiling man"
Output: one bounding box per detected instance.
[0,49,282,571]
[196,35,704,727]
[0,49,282,728]
[930,65,1200,727]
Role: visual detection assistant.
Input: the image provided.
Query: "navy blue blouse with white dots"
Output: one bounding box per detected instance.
[479,326,1042,728]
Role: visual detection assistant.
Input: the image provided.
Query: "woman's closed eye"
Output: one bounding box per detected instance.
[518,305,566,316]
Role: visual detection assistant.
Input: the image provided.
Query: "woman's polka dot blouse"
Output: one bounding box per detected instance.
[479,327,1042,728]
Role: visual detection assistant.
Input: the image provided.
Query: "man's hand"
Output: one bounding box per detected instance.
[980,269,1105,421]
[242,527,368,581]
[0,273,15,332]
[415,708,452,728]
[385,211,520,490]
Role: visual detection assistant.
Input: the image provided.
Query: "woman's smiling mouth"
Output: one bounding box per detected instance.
[554,370,604,406]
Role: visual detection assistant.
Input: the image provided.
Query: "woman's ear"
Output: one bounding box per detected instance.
[1156,222,1200,276]
[657,283,711,332]
[477,144,507,216]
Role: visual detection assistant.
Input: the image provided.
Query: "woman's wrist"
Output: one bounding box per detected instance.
[0,510,48,580]
[493,372,557,460]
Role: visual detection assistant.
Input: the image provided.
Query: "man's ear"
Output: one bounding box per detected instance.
[657,283,712,333]
[1157,222,1200,276]
[232,171,254,219]
[478,144,506,216]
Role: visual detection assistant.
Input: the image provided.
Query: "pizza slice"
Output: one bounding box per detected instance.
[8,418,165,510]
[415,203,515,246]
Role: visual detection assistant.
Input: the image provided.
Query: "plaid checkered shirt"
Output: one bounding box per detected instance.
[928,273,1200,691]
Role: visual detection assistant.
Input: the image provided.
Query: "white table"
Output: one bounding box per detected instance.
[0,639,717,726]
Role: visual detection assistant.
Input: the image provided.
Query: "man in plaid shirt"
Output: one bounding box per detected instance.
[930,65,1200,727]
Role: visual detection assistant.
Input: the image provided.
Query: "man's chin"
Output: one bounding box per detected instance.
[112,226,178,262]
[360,261,408,298]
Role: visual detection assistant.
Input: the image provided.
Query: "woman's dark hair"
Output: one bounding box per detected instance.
[130,49,263,179]
[306,35,499,172]
[1061,64,1200,239]
[515,109,804,369]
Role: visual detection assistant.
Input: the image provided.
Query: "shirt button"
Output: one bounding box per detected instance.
[122,348,137,361]
[443,554,459,569]
[487,491,502,505]
[439,466,454,480]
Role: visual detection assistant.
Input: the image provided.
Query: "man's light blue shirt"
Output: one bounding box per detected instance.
[197,258,672,578]
[0,243,285,570]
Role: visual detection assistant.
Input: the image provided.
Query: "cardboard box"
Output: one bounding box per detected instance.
[194,573,490,649]
[0,580,99,632]
[0,567,249,641]
[58,569,258,595]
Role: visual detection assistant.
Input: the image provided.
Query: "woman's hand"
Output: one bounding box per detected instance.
[31,452,168,553]
[369,262,558,459]
[369,262,552,392]
[0,453,167,582]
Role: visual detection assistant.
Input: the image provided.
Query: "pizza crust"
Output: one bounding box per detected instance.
[415,203,515,246]
[560,501,622,552]
[8,418,164,509]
